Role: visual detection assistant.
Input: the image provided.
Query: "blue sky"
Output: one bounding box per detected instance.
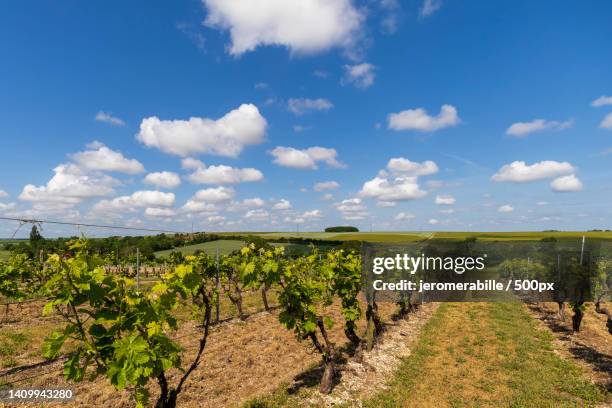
[1,0,612,236]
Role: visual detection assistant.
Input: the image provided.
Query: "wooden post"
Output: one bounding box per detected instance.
[136,247,140,290]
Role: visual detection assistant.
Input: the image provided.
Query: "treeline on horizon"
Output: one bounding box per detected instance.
[2,226,358,261]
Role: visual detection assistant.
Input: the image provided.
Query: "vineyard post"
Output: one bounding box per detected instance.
[136,247,140,290]
[215,247,220,323]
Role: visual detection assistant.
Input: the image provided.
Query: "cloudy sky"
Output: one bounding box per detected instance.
[1,0,612,236]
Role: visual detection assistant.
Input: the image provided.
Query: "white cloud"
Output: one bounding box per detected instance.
[145,207,176,218]
[181,200,218,214]
[377,201,396,207]
[202,0,364,56]
[439,208,455,214]
[287,98,333,115]
[136,104,267,157]
[505,119,573,137]
[0,190,7,198]
[272,199,292,210]
[0,202,16,213]
[334,198,367,219]
[270,146,345,169]
[207,215,226,224]
[20,164,117,205]
[536,201,549,206]
[591,95,612,107]
[92,191,175,213]
[428,218,440,225]
[550,174,583,192]
[70,143,144,174]
[144,171,181,189]
[491,160,575,183]
[359,176,426,202]
[242,198,265,207]
[192,186,235,203]
[302,209,323,219]
[342,63,376,89]
[600,113,612,129]
[244,209,269,221]
[386,158,439,176]
[95,111,125,126]
[181,158,206,170]
[394,212,415,221]
[420,0,442,18]
[322,193,334,201]
[187,164,264,184]
[435,194,455,205]
[180,187,234,214]
[314,181,340,191]
[498,204,514,213]
[379,0,400,33]
[388,104,460,132]
[293,125,310,133]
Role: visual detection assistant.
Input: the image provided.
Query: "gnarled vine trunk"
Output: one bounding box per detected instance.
[558,302,566,321]
[317,320,336,394]
[571,301,584,332]
[261,285,270,311]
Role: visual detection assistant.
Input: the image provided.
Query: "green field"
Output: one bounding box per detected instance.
[218,230,612,243]
[154,239,246,257]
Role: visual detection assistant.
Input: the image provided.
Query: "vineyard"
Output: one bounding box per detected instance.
[0,234,611,407]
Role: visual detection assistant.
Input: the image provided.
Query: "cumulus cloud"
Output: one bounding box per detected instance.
[359,176,426,202]
[287,98,333,115]
[428,218,440,225]
[95,111,125,126]
[136,104,267,157]
[435,194,455,205]
[70,143,144,174]
[491,160,575,183]
[180,187,234,214]
[92,191,175,213]
[144,171,181,189]
[388,104,460,132]
[591,95,612,107]
[395,212,415,221]
[600,113,612,130]
[272,199,292,210]
[244,209,269,221]
[202,0,364,56]
[386,158,439,176]
[314,181,340,191]
[187,164,264,184]
[420,0,442,17]
[334,198,367,220]
[20,164,118,205]
[342,63,376,89]
[192,187,235,203]
[498,204,514,213]
[302,209,323,219]
[505,119,573,137]
[181,158,206,170]
[270,146,345,169]
[145,207,176,218]
[550,174,583,192]
[0,190,7,198]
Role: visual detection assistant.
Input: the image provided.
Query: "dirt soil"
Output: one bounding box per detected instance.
[0,299,425,408]
[527,301,611,393]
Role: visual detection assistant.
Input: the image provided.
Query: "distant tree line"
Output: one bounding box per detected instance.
[325,226,359,232]
[4,227,223,261]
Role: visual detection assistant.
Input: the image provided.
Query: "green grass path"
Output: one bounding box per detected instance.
[365,302,608,408]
